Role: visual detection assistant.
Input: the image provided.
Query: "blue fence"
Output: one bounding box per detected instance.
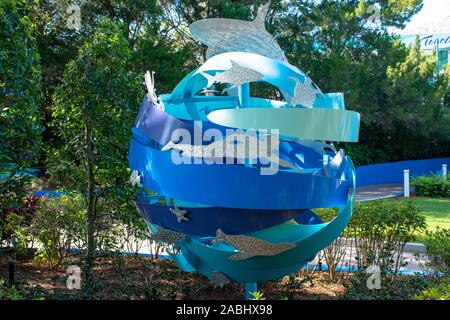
[356,157,449,187]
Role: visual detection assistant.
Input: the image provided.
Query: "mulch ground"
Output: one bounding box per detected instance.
[0,253,348,300]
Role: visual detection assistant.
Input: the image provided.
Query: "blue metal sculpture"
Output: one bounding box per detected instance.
[128,3,360,288]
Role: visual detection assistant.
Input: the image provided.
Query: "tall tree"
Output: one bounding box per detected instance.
[0,0,42,171]
[271,0,449,163]
[49,19,143,290]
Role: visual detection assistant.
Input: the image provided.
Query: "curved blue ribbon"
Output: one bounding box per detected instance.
[129,137,350,210]
[128,51,360,284]
[136,194,304,236]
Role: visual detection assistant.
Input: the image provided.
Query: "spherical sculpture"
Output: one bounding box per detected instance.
[128,3,360,285]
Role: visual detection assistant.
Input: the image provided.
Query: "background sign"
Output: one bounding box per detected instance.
[401,33,450,50]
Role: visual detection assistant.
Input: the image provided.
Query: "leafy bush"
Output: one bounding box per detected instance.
[421,228,450,273]
[315,200,426,279]
[342,274,439,300]
[412,174,450,197]
[0,174,41,257]
[348,199,426,273]
[314,208,351,281]
[0,278,25,300]
[415,277,450,300]
[31,194,86,269]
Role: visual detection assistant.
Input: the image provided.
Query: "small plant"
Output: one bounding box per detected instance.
[280,274,314,299]
[412,174,450,198]
[250,290,265,300]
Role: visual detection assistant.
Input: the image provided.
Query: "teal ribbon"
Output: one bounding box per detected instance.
[207,107,360,142]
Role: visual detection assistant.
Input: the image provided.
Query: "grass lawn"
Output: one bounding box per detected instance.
[384,197,450,236]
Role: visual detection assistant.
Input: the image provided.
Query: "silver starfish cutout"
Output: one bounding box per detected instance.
[129,170,142,186]
[169,205,190,223]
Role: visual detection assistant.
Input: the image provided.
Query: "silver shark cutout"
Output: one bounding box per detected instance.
[201,60,263,93]
[149,226,186,245]
[213,229,296,260]
[190,2,287,61]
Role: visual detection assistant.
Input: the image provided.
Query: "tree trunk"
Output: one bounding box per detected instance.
[83,108,96,292]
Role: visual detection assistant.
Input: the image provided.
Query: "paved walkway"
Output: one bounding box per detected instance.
[355,184,411,202]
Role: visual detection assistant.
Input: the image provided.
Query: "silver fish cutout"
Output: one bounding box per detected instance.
[201,60,263,92]
[190,2,287,61]
[282,77,320,108]
[170,206,190,223]
[210,271,230,288]
[161,133,301,173]
[213,229,296,260]
[149,226,186,245]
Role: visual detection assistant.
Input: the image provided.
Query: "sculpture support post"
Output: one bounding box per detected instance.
[238,83,251,108]
[238,83,252,168]
[245,282,257,300]
[403,169,410,197]
[443,164,447,179]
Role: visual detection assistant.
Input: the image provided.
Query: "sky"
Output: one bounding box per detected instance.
[396,0,450,35]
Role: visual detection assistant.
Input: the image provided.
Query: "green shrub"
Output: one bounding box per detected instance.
[415,277,450,300]
[342,274,438,300]
[31,194,86,269]
[0,278,25,300]
[421,228,450,273]
[0,174,41,257]
[412,174,450,197]
[348,199,426,273]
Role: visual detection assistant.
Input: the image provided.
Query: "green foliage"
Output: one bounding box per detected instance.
[250,290,266,300]
[342,273,439,300]
[48,18,145,288]
[0,0,42,168]
[273,0,450,162]
[412,174,450,197]
[0,279,25,300]
[0,181,40,257]
[340,144,389,166]
[0,0,43,254]
[31,194,86,269]
[348,199,426,272]
[421,228,450,274]
[316,200,426,279]
[415,277,450,300]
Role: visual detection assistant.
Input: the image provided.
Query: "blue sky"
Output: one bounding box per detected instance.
[396,0,450,35]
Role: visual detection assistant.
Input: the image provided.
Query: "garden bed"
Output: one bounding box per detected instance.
[0,255,445,300]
